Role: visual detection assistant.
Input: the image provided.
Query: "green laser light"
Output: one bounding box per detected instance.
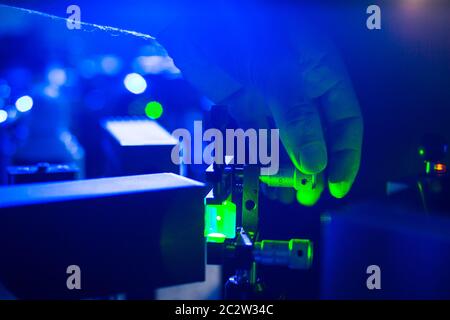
[204,200,236,243]
[260,168,316,190]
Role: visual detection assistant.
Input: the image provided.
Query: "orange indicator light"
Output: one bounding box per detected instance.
[434,163,446,173]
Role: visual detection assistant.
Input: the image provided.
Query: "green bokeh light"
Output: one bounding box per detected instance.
[307,241,313,265]
[145,101,163,119]
[426,161,431,174]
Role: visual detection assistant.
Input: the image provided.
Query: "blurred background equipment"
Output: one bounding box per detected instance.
[101,117,180,177]
[0,173,205,299]
[7,162,78,184]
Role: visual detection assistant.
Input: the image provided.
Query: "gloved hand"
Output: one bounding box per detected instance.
[158,3,363,206]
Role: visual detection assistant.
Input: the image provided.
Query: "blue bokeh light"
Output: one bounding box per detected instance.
[0,109,8,123]
[0,81,11,99]
[48,68,67,86]
[15,95,33,112]
[123,73,147,94]
[101,55,122,75]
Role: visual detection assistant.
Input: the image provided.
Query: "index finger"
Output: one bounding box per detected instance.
[321,78,363,198]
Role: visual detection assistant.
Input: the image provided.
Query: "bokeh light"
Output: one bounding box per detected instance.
[101,55,122,75]
[0,109,8,123]
[145,101,163,119]
[0,80,11,99]
[48,68,67,86]
[15,95,33,112]
[123,73,147,94]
